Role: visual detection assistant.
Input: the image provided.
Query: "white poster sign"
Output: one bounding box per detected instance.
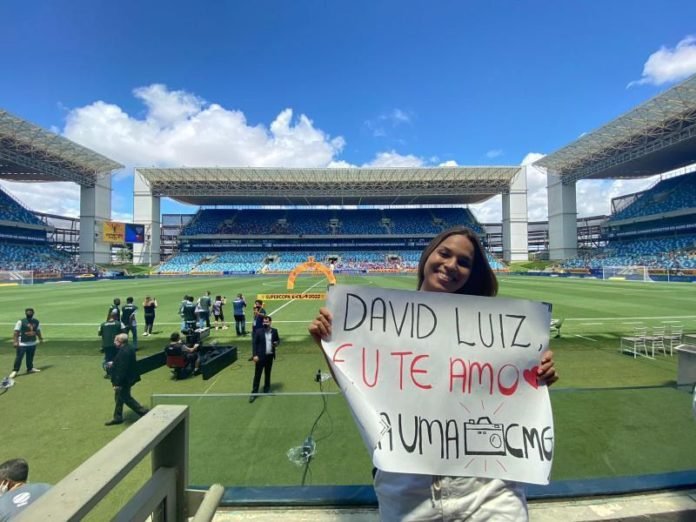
[322,284,554,485]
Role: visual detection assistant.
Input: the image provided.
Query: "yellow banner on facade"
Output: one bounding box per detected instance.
[102,221,125,243]
[257,293,326,301]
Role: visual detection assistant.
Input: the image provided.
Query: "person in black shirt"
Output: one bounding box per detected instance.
[105,333,148,425]
[99,311,125,378]
[121,297,138,350]
[164,332,200,377]
[142,296,158,336]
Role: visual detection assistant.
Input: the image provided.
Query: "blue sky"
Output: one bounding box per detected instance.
[1,0,696,222]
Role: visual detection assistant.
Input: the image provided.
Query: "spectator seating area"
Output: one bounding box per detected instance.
[162,206,505,273]
[0,187,96,273]
[0,187,46,227]
[181,207,483,236]
[562,234,696,270]
[609,173,696,223]
[158,248,507,273]
[0,241,92,273]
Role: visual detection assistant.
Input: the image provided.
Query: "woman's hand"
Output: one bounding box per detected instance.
[537,350,558,386]
[308,307,333,347]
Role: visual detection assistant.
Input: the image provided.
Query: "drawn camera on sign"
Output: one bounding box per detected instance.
[464,417,506,456]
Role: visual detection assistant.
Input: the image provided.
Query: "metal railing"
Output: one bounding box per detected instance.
[16,405,198,521]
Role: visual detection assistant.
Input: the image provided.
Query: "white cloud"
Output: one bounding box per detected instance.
[0,181,81,217]
[628,35,696,87]
[2,84,349,216]
[364,108,413,137]
[363,151,424,168]
[521,152,545,166]
[486,149,503,159]
[438,160,458,167]
[391,109,411,124]
[63,86,345,169]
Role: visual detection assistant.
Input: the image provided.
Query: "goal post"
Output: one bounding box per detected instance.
[601,266,653,282]
[0,270,34,286]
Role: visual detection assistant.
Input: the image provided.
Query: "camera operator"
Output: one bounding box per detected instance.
[165,332,201,376]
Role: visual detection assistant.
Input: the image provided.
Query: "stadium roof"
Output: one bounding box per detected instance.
[535,73,696,183]
[0,109,123,187]
[136,166,521,206]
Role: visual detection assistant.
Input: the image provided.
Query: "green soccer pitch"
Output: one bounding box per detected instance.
[1,274,695,517]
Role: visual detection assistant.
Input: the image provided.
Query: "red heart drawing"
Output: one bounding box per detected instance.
[523,366,539,389]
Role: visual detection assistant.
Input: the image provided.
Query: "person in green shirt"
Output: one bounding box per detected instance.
[106,297,121,321]
[121,297,138,350]
[98,311,125,378]
[181,296,198,333]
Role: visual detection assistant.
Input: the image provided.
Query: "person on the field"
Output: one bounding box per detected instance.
[309,226,558,521]
[121,296,138,350]
[232,293,247,336]
[249,299,267,361]
[212,295,228,330]
[105,334,149,425]
[9,308,44,379]
[106,297,121,322]
[249,316,280,403]
[0,458,51,520]
[142,296,158,336]
[181,296,198,333]
[98,311,124,377]
[165,332,201,376]
[197,291,212,329]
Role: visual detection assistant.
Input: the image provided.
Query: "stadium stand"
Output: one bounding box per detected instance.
[0,186,98,273]
[157,202,507,275]
[608,173,696,222]
[0,187,46,227]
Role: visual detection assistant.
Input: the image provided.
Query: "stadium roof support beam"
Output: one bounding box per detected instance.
[133,170,161,265]
[80,175,112,264]
[547,170,577,260]
[502,167,529,262]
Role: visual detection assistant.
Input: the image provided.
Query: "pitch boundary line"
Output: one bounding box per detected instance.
[2,312,695,328]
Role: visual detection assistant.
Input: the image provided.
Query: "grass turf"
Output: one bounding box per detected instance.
[2,274,696,516]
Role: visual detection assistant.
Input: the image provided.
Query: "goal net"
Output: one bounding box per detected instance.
[0,271,34,286]
[601,266,653,282]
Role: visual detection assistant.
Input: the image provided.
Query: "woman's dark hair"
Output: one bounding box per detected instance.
[416,226,498,297]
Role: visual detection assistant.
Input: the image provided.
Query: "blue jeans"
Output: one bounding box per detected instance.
[13,344,37,372]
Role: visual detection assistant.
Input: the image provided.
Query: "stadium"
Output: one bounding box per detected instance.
[1,72,696,519]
